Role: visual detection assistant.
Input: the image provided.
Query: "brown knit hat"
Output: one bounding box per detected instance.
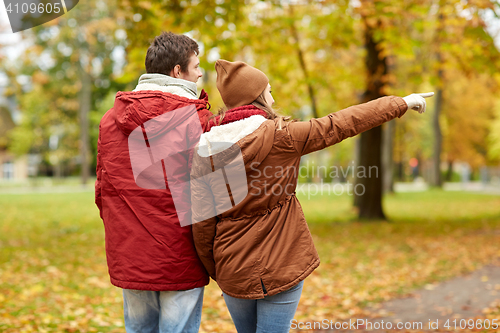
[215,59,269,109]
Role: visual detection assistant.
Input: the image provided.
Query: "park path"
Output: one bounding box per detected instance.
[313,264,500,332]
[367,264,500,330]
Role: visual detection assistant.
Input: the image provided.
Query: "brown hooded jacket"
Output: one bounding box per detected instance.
[191,96,408,299]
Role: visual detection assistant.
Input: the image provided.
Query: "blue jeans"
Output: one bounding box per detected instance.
[123,287,204,333]
[223,280,304,333]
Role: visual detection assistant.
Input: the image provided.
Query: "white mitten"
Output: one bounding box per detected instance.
[402,92,434,114]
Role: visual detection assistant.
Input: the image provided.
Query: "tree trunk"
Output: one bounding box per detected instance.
[289,5,319,119]
[396,162,404,182]
[431,86,443,187]
[79,66,91,185]
[382,120,395,193]
[431,1,445,188]
[394,120,404,182]
[357,126,385,219]
[353,17,388,220]
[445,159,453,182]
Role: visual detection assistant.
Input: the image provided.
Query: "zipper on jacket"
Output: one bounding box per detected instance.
[260,278,268,296]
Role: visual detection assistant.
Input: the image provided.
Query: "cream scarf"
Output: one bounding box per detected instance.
[133,73,198,99]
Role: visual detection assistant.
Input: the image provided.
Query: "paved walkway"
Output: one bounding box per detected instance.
[312,264,500,332]
[366,265,500,331]
[395,181,500,195]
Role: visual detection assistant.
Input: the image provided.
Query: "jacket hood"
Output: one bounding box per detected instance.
[207,104,267,131]
[197,110,275,166]
[113,89,209,137]
[191,112,276,225]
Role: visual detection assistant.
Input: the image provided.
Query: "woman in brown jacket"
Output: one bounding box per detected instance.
[191,59,433,333]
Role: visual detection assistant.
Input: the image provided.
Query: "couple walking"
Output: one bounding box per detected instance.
[95,31,432,333]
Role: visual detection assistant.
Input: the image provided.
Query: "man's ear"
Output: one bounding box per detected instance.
[169,64,181,78]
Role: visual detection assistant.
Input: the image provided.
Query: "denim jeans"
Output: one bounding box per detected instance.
[123,287,204,333]
[223,280,304,333]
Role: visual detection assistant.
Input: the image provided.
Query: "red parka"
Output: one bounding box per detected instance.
[95,89,212,291]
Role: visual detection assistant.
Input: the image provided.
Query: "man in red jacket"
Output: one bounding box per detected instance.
[95,32,212,333]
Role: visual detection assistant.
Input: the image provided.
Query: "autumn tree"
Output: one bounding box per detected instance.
[8,0,127,182]
[8,0,498,196]
[352,0,426,219]
[427,0,500,186]
[442,73,498,173]
[489,99,500,162]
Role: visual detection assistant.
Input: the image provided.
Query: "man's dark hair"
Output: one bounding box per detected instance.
[145,32,199,76]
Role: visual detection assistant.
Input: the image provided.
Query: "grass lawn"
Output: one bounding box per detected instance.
[0,189,499,332]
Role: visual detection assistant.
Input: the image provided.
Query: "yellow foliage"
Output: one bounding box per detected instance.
[488,101,500,161]
[442,72,496,168]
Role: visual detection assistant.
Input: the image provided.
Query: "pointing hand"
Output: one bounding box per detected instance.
[402,92,434,114]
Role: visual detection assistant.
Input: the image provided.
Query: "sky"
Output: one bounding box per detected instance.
[0,0,13,34]
[484,7,500,49]
[0,0,23,62]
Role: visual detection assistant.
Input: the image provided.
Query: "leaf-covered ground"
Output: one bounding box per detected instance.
[0,190,499,332]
